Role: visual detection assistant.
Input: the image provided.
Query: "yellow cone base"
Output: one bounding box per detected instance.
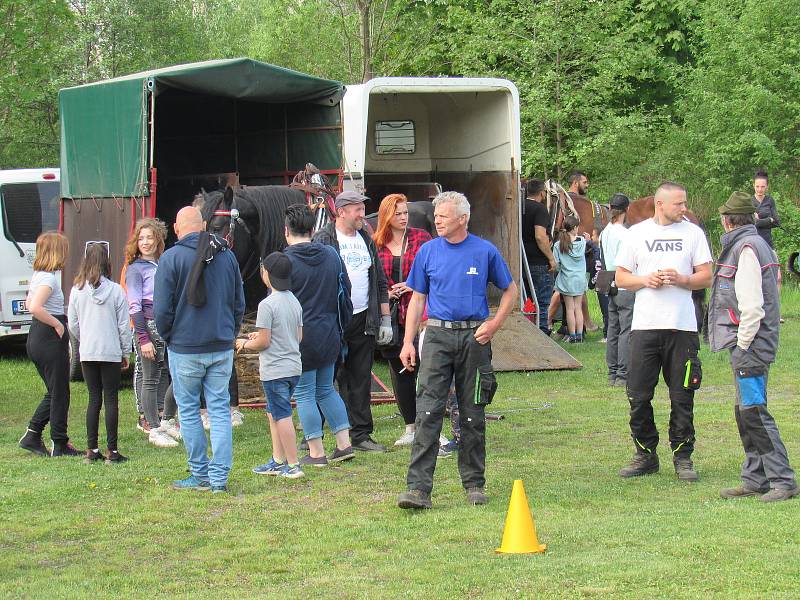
[495,479,546,554]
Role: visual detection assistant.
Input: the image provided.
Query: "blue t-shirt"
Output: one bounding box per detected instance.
[407,234,513,321]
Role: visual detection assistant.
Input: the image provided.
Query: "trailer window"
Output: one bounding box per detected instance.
[1,182,60,243]
[375,120,415,154]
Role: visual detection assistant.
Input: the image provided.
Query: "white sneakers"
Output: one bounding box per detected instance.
[394,430,415,446]
[149,428,179,448]
[200,409,244,429]
[159,419,182,441]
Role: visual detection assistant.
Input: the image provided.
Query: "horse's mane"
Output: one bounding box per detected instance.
[235,186,305,259]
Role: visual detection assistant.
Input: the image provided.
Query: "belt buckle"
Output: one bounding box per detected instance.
[450,320,466,329]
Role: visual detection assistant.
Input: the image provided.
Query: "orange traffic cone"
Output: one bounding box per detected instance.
[496,480,546,554]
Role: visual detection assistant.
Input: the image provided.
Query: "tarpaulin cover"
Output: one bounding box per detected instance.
[59,58,344,198]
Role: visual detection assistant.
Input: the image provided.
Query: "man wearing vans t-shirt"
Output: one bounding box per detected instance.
[615,182,712,482]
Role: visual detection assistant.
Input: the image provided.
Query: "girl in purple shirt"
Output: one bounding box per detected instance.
[124,218,180,448]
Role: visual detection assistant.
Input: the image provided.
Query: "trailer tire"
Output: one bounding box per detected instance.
[68,331,83,381]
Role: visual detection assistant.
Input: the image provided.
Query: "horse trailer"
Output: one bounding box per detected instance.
[341,78,579,370]
[0,168,61,340]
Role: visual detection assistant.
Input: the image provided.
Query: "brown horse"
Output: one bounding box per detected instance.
[544,180,610,240]
[627,196,700,227]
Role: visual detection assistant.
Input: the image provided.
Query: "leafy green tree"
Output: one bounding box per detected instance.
[0,0,74,167]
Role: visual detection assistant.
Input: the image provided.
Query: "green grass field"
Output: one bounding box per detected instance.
[2,289,800,599]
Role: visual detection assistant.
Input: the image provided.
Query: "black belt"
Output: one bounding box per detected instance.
[427,319,483,330]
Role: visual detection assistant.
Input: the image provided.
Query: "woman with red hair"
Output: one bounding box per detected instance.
[374,194,432,446]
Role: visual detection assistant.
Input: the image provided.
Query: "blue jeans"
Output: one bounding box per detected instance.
[295,362,350,440]
[529,263,554,333]
[169,350,234,486]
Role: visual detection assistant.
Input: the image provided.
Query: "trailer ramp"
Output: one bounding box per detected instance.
[491,312,581,371]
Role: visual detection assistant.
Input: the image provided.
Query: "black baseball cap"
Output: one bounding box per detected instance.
[261,252,292,291]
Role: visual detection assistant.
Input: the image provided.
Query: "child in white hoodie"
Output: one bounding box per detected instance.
[68,242,132,464]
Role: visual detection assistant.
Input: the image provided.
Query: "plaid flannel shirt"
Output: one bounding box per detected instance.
[377,227,432,325]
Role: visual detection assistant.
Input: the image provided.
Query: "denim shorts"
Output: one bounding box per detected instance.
[262,376,299,421]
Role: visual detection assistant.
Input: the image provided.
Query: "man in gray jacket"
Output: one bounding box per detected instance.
[710,191,797,502]
[313,191,392,452]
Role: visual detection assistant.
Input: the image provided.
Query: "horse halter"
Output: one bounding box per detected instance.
[212,207,252,249]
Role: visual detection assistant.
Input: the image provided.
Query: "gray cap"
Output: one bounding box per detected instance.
[335,190,369,210]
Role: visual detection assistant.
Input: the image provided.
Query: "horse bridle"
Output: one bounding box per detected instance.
[211,204,260,282]
[211,206,252,249]
[544,180,578,239]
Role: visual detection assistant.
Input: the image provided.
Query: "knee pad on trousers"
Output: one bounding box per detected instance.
[738,405,775,455]
[627,393,654,408]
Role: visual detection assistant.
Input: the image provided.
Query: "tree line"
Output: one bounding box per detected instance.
[3,0,799,256]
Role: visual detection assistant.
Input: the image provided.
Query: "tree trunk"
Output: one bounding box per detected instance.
[554,0,562,181]
[359,0,373,82]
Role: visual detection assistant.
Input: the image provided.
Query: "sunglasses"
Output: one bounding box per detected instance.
[85,240,110,257]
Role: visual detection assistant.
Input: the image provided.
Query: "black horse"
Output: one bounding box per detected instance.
[201,185,307,309]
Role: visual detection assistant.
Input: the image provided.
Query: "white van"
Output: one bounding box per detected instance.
[0,169,61,340]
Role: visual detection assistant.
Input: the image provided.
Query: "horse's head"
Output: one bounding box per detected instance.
[202,187,257,273]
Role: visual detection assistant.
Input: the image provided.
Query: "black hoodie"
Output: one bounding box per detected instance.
[284,241,351,371]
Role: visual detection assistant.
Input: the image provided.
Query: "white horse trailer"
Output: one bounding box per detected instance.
[0,169,61,340]
[341,79,579,371]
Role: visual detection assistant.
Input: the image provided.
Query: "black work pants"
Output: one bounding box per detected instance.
[626,329,699,458]
[27,316,71,443]
[82,361,121,451]
[407,325,490,493]
[388,356,417,425]
[337,310,376,444]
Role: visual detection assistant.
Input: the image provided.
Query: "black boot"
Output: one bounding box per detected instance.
[19,429,49,457]
[52,441,83,457]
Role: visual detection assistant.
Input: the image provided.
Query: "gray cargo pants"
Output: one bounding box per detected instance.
[731,349,796,491]
[606,289,634,382]
[406,324,493,494]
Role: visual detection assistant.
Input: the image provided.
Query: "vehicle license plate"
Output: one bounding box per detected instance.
[12,300,29,315]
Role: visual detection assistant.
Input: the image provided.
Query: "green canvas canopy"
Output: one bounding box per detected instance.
[59,58,344,198]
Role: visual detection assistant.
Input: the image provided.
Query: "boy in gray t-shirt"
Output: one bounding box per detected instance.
[235,252,303,479]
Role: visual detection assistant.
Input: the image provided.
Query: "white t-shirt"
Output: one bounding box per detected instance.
[616,218,712,331]
[30,270,65,315]
[336,229,371,313]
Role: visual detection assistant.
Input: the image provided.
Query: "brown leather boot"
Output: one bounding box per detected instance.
[619,452,659,478]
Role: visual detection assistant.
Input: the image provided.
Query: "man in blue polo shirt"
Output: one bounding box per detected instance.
[397,191,517,509]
